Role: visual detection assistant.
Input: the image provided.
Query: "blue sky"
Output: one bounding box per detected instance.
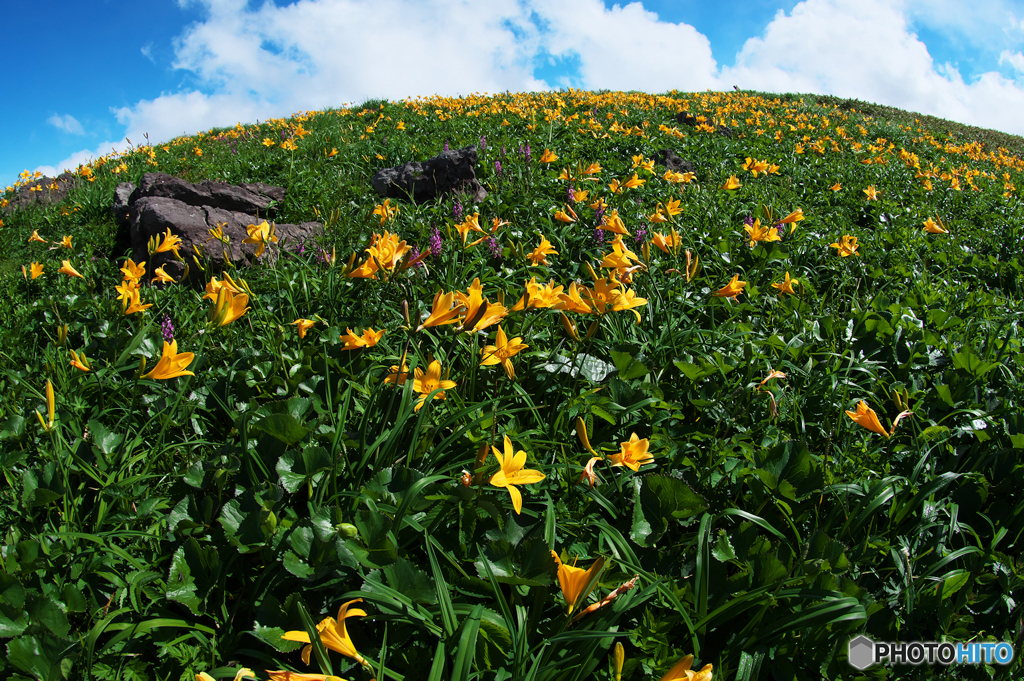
[5,0,1024,188]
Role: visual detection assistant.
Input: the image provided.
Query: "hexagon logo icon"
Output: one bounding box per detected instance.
[848,635,875,670]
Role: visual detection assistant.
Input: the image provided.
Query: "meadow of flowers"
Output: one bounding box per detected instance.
[1,88,1022,681]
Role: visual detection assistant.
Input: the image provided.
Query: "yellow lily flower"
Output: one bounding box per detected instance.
[771,271,798,295]
[242,220,278,258]
[58,235,74,249]
[742,157,769,177]
[778,208,804,224]
[151,228,184,259]
[69,349,91,372]
[829,234,860,257]
[551,551,606,614]
[384,356,409,386]
[712,274,746,300]
[455,214,485,246]
[845,400,889,437]
[540,149,558,163]
[455,279,507,332]
[554,205,578,223]
[208,286,250,326]
[291,318,316,339]
[554,282,593,315]
[721,175,741,190]
[489,435,546,514]
[152,265,176,284]
[612,288,647,323]
[527,234,558,266]
[412,360,456,411]
[280,599,368,667]
[743,219,781,248]
[368,230,411,270]
[609,433,653,471]
[141,340,195,380]
[25,262,44,279]
[203,274,244,301]
[599,209,629,235]
[480,326,528,380]
[830,182,842,191]
[28,230,47,244]
[417,290,462,331]
[59,260,84,279]
[371,198,399,225]
[923,216,947,234]
[511,278,564,311]
[685,250,699,282]
[340,327,384,350]
[123,287,153,315]
[120,258,146,282]
[863,185,879,201]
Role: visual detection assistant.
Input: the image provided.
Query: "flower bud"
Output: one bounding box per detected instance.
[613,642,625,681]
[338,523,359,539]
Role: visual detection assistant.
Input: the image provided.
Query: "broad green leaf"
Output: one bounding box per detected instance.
[253,412,309,445]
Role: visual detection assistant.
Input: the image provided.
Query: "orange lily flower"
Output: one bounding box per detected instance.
[713,274,746,300]
[551,551,606,614]
[609,433,653,472]
[340,327,384,350]
[142,340,195,380]
[280,599,368,667]
[527,234,558,266]
[771,271,797,295]
[845,400,889,437]
[59,260,84,279]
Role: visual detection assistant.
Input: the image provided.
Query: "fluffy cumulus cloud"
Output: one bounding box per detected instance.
[41,0,1024,176]
[1001,50,1024,75]
[527,0,720,92]
[47,114,85,136]
[721,0,1024,135]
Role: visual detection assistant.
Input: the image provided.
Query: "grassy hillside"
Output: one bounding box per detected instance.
[1,89,1022,681]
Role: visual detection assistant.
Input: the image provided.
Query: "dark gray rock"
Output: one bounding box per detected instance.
[127,172,282,216]
[371,145,486,204]
[653,150,697,175]
[119,173,321,286]
[2,172,79,212]
[676,112,699,127]
[113,182,135,231]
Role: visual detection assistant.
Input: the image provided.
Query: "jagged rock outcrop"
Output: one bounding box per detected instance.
[653,149,697,176]
[2,172,79,211]
[114,172,321,285]
[371,145,486,204]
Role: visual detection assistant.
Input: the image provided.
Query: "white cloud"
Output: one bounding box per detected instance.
[47,113,84,135]
[170,0,547,108]
[720,0,1024,135]
[528,0,720,92]
[1000,49,1024,73]
[141,42,154,62]
[39,0,1024,179]
[904,0,1023,53]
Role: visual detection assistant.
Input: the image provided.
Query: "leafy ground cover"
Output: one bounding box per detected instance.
[1,89,1023,681]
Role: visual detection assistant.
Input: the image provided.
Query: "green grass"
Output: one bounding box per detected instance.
[1,89,1023,681]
